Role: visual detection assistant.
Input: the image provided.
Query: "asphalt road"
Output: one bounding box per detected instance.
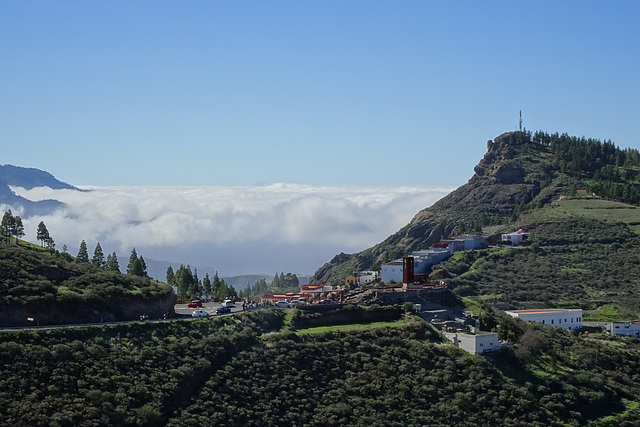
[174,301,245,318]
[0,302,246,332]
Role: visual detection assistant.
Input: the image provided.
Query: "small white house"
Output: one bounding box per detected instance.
[501,229,530,245]
[506,308,582,330]
[443,331,501,355]
[610,321,640,338]
[357,270,378,285]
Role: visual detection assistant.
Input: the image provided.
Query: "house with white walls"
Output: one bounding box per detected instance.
[357,270,378,285]
[610,321,640,338]
[505,308,582,330]
[501,229,530,245]
[443,331,502,354]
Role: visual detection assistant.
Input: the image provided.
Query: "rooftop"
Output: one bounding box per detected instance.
[507,308,581,314]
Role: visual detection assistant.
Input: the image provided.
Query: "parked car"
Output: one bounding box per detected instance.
[216,306,231,315]
[319,299,337,305]
[289,299,305,306]
[192,309,209,318]
[222,299,235,308]
[188,300,202,308]
[275,300,291,308]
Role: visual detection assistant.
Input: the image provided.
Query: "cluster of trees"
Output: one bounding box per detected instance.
[166,266,236,302]
[529,130,640,205]
[238,272,300,300]
[74,241,147,276]
[0,209,25,245]
[36,221,55,251]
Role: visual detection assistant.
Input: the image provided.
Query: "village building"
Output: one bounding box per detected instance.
[610,321,640,338]
[443,331,502,355]
[501,228,530,245]
[505,308,582,330]
[381,234,484,284]
[357,270,378,286]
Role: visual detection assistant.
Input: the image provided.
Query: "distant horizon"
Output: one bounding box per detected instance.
[7,183,456,277]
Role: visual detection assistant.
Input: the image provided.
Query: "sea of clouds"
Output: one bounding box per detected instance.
[8,184,455,277]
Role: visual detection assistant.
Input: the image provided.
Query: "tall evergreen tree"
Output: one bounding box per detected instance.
[76,240,90,263]
[92,242,106,267]
[36,221,51,247]
[202,273,212,299]
[166,266,175,286]
[127,248,144,276]
[13,216,24,242]
[1,210,14,243]
[106,252,120,272]
[139,256,148,277]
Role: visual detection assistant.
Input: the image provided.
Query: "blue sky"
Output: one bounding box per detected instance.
[3,1,639,187]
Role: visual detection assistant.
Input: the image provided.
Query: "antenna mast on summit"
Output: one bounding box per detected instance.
[518,110,523,131]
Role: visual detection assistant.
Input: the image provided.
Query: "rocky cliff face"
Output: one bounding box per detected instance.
[311,131,561,285]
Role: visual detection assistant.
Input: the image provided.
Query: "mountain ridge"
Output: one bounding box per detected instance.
[0,164,81,217]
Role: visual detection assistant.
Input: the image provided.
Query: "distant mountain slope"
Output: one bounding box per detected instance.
[312,130,640,285]
[0,164,81,217]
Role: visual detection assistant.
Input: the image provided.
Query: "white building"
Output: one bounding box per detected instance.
[506,309,582,330]
[357,270,378,285]
[501,229,530,245]
[610,321,640,338]
[380,260,403,283]
[443,331,501,355]
[454,234,486,250]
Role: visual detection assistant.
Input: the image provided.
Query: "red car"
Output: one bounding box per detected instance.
[187,300,202,308]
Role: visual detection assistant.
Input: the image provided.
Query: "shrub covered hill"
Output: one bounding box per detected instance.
[2,308,640,426]
[312,130,640,316]
[0,241,175,327]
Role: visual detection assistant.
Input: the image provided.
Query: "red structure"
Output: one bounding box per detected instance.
[402,256,414,284]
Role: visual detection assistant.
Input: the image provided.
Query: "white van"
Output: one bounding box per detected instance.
[222,299,235,308]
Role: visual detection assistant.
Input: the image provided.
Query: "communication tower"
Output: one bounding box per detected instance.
[518,110,522,131]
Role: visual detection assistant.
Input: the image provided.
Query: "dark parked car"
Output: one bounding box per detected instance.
[188,300,202,308]
[216,306,231,315]
[319,299,337,304]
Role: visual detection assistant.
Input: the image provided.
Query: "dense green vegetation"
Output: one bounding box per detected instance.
[1,307,640,426]
[429,201,640,319]
[0,240,174,326]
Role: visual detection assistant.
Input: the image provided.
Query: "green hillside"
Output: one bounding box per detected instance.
[1,307,639,426]
[430,198,640,319]
[0,240,175,326]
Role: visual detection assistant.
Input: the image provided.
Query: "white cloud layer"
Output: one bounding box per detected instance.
[10,184,454,276]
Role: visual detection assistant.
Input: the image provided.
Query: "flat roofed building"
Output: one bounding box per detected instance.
[610,321,640,338]
[380,260,404,283]
[506,308,582,330]
[443,331,501,355]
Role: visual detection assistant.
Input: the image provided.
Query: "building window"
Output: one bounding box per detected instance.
[542,320,545,324]
[551,319,554,324]
[559,319,561,324]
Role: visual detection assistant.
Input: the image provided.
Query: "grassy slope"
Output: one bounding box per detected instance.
[431,198,640,319]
